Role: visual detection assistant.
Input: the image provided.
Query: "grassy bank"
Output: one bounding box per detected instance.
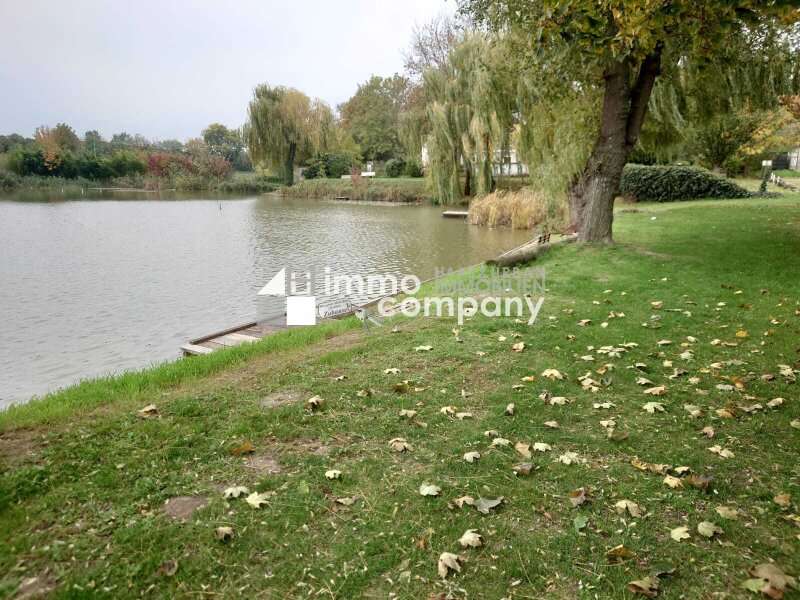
[0,171,279,196]
[282,177,431,202]
[2,195,800,598]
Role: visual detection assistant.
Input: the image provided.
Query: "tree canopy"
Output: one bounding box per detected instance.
[246,84,334,185]
[460,0,800,241]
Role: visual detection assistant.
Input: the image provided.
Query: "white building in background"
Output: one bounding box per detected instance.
[790,148,800,170]
[420,144,529,176]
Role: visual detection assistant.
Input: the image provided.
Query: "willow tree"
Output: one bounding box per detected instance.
[424,34,514,204]
[246,84,334,186]
[461,1,800,242]
[640,22,800,169]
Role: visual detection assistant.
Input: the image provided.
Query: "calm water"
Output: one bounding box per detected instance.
[0,193,529,407]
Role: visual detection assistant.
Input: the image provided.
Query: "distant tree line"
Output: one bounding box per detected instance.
[0,122,252,184]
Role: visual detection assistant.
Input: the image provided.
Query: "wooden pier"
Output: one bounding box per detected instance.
[442,210,469,219]
[181,320,286,356]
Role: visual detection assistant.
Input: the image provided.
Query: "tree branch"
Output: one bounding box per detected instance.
[625,43,664,147]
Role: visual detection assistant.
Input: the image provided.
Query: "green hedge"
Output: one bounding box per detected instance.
[620,164,751,202]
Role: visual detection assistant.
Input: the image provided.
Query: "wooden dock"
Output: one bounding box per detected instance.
[442,210,469,219]
[181,321,286,356]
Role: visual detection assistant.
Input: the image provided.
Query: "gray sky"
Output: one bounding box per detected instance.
[0,0,453,141]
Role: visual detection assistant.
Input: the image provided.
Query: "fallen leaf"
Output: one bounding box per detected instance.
[245,491,271,508]
[214,526,234,542]
[709,445,735,459]
[419,483,441,497]
[511,341,526,352]
[643,402,665,413]
[663,475,683,489]
[541,368,564,380]
[474,496,504,514]
[230,441,255,456]
[505,403,516,416]
[544,420,559,428]
[716,506,740,520]
[628,576,659,598]
[743,563,797,599]
[458,529,483,548]
[697,521,723,538]
[533,442,552,452]
[388,438,412,452]
[606,544,635,563]
[325,469,342,480]
[774,493,792,508]
[414,345,433,352]
[569,487,588,508]
[399,409,417,418]
[644,386,667,396]
[384,368,401,375]
[335,496,358,506]
[490,437,511,448]
[463,451,481,463]
[558,451,581,465]
[437,552,461,578]
[512,463,534,476]
[137,404,159,418]
[305,396,324,411]
[514,442,532,458]
[223,486,249,499]
[670,526,690,542]
[615,500,643,518]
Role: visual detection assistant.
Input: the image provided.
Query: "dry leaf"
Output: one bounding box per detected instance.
[388,438,412,452]
[697,521,723,538]
[606,544,635,563]
[569,487,588,508]
[541,368,564,380]
[414,345,433,352]
[419,483,441,497]
[230,441,255,456]
[715,505,739,520]
[505,403,516,416]
[644,386,667,396]
[490,437,511,448]
[305,395,324,411]
[615,500,643,518]
[474,496,504,514]
[137,404,159,418]
[512,463,534,476]
[514,442,532,458]
[663,475,683,489]
[399,409,417,419]
[643,402,665,413]
[223,486,249,499]
[511,341,526,352]
[325,469,342,480]
[384,368,401,375]
[670,526,690,542]
[628,576,659,597]
[458,529,483,548]
[245,491,271,508]
[463,451,481,463]
[437,552,461,578]
[214,526,234,542]
[533,442,552,452]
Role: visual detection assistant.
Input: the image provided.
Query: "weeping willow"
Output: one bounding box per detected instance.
[246,84,334,186]
[640,23,800,167]
[423,34,514,204]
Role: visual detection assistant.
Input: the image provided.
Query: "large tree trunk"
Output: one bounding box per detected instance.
[569,47,662,242]
[284,142,296,186]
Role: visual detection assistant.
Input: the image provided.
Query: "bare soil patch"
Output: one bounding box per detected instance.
[162,496,208,521]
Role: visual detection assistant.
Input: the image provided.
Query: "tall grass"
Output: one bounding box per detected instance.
[468,188,567,230]
[282,177,431,202]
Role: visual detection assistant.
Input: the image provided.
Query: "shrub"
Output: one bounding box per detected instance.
[404,159,423,178]
[303,153,354,180]
[620,164,751,202]
[385,158,406,178]
[0,170,21,190]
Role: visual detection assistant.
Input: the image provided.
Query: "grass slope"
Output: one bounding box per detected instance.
[2,196,800,599]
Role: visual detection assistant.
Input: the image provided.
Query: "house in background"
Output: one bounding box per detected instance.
[420,144,529,176]
[789,148,800,170]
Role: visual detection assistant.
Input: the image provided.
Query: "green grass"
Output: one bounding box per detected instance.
[2,195,800,598]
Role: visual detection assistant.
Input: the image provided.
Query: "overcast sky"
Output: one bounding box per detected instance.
[0,0,454,141]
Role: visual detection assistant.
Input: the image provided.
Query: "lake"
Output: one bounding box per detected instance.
[0,193,530,407]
